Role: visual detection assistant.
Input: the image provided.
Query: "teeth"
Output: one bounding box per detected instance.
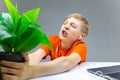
[63,31,66,34]
[63,31,65,34]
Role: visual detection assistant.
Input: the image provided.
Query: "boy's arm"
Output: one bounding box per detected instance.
[29,48,46,65]
[29,52,81,78]
[0,52,81,80]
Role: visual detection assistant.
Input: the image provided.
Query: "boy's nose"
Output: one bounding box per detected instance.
[64,25,70,30]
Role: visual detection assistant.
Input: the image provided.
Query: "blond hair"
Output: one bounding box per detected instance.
[64,13,89,35]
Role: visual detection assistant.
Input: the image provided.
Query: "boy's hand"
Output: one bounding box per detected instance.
[0,54,31,80]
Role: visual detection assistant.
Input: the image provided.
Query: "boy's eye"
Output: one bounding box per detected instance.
[71,23,76,28]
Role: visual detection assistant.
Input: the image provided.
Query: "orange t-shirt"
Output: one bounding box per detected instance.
[40,35,87,63]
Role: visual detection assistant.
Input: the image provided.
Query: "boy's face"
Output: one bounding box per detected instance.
[59,17,83,43]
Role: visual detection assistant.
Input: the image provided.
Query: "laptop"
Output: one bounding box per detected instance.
[87,65,120,80]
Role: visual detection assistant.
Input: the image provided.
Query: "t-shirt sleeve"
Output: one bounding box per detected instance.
[40,45,50,57]
[71,43,87,62]
[39,35,54,58]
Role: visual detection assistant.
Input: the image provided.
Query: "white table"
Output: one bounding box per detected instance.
[30,62,120,80]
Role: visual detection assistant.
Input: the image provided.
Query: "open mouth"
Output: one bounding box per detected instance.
[62,30,67,37]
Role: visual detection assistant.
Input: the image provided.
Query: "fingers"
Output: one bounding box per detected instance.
[0,61,23,69]
[0,59,30,80]
[2,73,17,80]
[1,66,20,76]
[1,63,29,80]
[21,53,29,62]
[0,54,29,69]
[2,73,25,80]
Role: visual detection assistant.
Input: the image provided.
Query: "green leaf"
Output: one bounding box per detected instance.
[0,13,6,26]
[0,14,2,20]
[0,29,16,54]
[0,38,14,54]
[16,14,42,37]
[0,25,16,41]
[4,0,20,31]
[23,8,40,23]
[0,30,15,42]
[15,15,30,36]
[14,26,43,54]
[0,40,11,54]
[1,13,13,30]
[37,31,52,52]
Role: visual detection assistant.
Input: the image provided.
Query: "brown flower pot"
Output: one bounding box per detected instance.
[0,52,24,80]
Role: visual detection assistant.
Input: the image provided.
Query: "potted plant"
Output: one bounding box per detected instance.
[0,0,52,79]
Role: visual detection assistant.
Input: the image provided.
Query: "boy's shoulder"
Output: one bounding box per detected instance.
[48,35,59,40]
[48,35,59,43]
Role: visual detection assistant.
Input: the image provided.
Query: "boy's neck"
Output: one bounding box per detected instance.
[61,41,73,50]
[61,39,83,50]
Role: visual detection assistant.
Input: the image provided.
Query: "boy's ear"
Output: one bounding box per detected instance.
[80,33,87,39]
[78,33,87,40]
[79,36,83,39]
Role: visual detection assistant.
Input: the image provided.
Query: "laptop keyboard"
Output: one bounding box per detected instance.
[107,72,120,80]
